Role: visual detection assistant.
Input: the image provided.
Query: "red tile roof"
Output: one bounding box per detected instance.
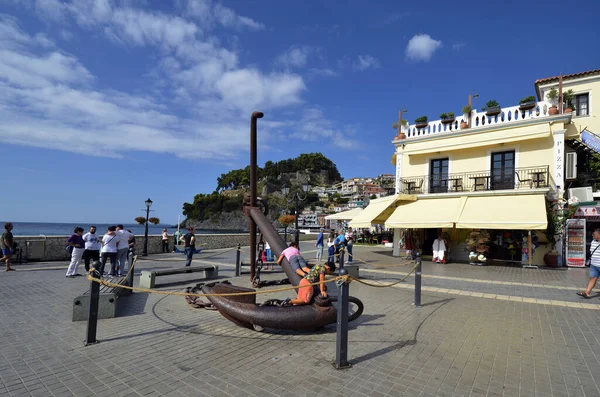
[535,69,600,85]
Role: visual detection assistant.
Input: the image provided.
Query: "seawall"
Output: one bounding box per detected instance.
[13,233,315,262]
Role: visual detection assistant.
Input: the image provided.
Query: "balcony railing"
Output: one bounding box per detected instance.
[398,166,551,195]
[401,101,554,139]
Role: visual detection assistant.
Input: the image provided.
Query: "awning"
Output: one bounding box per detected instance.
[456,194,547,230]
[324,208,363,221]
[385,197,467,229]
[405,124,551,156]
[349,194,416,228]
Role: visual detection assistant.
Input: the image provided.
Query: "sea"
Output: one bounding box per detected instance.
[1,222,239,236]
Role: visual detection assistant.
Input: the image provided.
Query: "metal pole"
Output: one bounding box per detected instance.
[334,268,351,369]
[339,249,345,270]
[249,111,264,282]
[84,263,101,346]
[294,196,299,245]
[414,253,422,308]
[143,206,149,256]
[235,244,241,277]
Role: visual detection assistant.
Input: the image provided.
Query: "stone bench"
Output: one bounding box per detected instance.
[139,265,218,289]
[72,275,131,321]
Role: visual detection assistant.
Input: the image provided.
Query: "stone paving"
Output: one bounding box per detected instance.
[1,243,600,396]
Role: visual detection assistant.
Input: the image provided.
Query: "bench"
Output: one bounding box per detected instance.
[139,265,219,289]
[72,275,131,321]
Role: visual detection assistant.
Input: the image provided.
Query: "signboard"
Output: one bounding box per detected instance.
[298,214,319,228]
[574,205,600,218]
[581,130,600,155]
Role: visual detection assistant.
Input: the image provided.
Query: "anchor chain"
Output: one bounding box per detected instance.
[184,282,217,310]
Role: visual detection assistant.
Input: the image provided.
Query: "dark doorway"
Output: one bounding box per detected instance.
[491,151,515,190]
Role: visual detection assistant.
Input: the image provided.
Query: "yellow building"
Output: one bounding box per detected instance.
[352,68,599,266]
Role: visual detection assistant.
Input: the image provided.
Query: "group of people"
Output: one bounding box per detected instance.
[315,227,354,264]
[65,225,136,278]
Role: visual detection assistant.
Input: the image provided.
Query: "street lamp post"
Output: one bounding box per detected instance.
[143,198,153,256]
[282,183,310,245]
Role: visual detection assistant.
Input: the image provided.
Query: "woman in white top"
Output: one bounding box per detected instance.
[100,226,119,277]
[162,228,169,253]
[344,227,354,263]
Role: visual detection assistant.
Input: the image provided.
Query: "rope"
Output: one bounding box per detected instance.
[349,262,419,288]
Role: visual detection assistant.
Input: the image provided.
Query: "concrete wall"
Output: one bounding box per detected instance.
[13,232,314,262]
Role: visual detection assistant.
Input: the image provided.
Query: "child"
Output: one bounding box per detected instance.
[277,242,310,276]
[287,261,336,306]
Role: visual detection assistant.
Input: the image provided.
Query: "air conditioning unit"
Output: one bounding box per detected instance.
[565,152,577,180]
[569,186,593,203]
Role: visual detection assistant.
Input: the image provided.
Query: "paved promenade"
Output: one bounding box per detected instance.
[1,243,600,397]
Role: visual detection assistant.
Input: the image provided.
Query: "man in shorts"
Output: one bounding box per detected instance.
[0,222,15,271]
[277,242,310,277]
[288,261,336,306]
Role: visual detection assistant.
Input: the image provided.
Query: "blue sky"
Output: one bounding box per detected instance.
[1,0,599,224]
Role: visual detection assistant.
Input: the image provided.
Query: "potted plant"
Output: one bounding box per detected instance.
[392,119,409,139]
[544,200,576,267]
[483,100,501,116]
[562,89,575,113]
[440,112,455,124]
[546,88,559,115]
[519,95,537,111]
[461,105,472,129]
[415,116,428,129]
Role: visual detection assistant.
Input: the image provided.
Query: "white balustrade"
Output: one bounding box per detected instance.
[403,101,551,139]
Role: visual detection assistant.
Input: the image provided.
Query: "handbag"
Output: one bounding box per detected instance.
[586,243,600,267]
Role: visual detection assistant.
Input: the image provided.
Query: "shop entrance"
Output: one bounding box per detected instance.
[422,228,440,256]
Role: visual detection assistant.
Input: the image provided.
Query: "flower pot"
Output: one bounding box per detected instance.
[415,122,428,129]
[548,106,559,115]
[564,107,573,113]
[485,106,501,116]
[396,133,406,140]
[460,121,468,129]
[543,251,559,267]
[441,117,455,125]
[519,102,536,111]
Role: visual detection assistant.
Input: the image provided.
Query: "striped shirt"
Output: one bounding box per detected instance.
[591,240,600,267]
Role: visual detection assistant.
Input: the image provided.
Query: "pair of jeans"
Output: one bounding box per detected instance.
[162,240,169,253]
[316,244,324,262]
[82,249,99,271]
[66,247,85,276]
[346,242,353,263]
[327,246,335,262]
[100,252,117,276]
[185,247,194,267]
[116,248,129,276]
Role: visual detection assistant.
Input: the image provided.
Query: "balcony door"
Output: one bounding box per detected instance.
[491,151,515,190]
[430,158,449,193]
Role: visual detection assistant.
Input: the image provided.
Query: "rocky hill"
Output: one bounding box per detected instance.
[182,153,342,231]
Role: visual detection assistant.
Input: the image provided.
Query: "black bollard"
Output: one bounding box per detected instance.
[84,261,101,346]
[339,249,345,270]
[334,268,351,369]
[414,253,422,308]
[235,244,241,277]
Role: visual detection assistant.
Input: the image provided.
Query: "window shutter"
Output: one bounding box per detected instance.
[565,152,577,180]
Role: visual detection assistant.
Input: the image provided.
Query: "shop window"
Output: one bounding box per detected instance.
[566,152,577,180]
[429,158,449,193]
[491,151,515,190]
[575,93,589,116]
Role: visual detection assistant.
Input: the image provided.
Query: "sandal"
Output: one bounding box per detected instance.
[577,292,592,299]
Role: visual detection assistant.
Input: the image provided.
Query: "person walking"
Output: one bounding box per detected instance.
[99,226,118,277]
[315,228,324,263]
[127,230,136,269]
[65,227,85,278]
[334,229,346,264]
[345,227,354,263]
[162,228,169,253]
[82,226,101,272]
[577,228,600,299]
[0,222,15,271]
[327,230,336,263]
[115,225,131,277]
[182,227,196,267]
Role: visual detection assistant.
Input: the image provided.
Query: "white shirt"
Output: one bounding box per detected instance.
[162,231,168,240]
[101,233,118,253]
[265,242,270,250]
[83,232,101,251]
[116,230,131,250]
[591,240,600,267]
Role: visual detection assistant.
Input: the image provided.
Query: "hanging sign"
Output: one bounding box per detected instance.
[581,130,600,155]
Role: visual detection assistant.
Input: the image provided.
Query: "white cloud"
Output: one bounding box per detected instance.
[405,34,442,62]
[309,68,339,78]
[290,107,360,150]
[185,0,265,31]
[275,45,312,68]
[353,55,381,71]
[452,42,467,51]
